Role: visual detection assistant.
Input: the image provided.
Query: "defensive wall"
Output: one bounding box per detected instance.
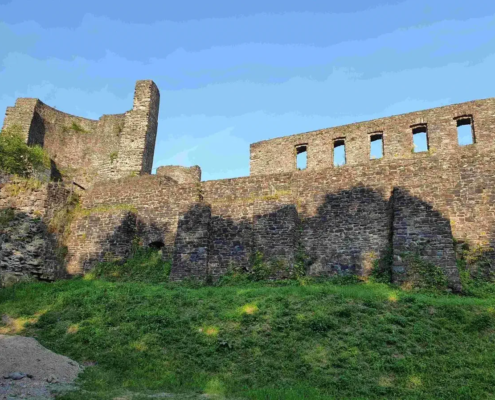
[1,80,160,189]
[2,79,495,290]
[0,173,72,281]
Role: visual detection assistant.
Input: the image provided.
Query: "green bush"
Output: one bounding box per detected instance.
[406,252,448,290]
[88,246,172,284]
[456,242,495,297]
[0,125,50,177]
[218,250,310,285]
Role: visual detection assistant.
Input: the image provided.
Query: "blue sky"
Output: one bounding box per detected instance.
[1,0,494,180]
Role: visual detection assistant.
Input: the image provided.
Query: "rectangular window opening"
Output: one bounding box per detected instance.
[333,139,346,166]
[370,133,383,159]
[412,125,428,153]
[456,117,475,146]
[296,144,307,170]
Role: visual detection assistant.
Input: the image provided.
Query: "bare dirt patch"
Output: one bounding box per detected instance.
[0,334,82,399]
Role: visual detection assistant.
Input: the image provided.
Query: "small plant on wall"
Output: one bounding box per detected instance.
[113,123,124,135]
[62,121,89,134]
[110,152,118,164]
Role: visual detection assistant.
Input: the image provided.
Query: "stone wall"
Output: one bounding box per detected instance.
[113,80,160,178]
[67,135,495,290]
[1,80,160,188]
[3,86,495,291]
[0,177,72,282]
[250,97,495,176]
[169,203,211,281]
[392,187,458,288]
[156,165,201,184]
[65,174,200,274]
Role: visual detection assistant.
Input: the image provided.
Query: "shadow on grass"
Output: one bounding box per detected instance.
[2,277,495,399]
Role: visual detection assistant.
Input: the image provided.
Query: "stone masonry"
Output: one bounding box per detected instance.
[2,80,495,290]
[0,175,72,282]
[156,165,202,184]
[2,80,160,189]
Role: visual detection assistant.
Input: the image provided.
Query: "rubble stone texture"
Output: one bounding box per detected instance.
[2,80,495,290]
[0,177,71,282]
[156,165,201,184]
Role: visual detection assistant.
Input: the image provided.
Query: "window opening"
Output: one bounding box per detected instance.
[333,139,346,166]
[370,133,384,159]
[412,125,428,153]
[456,117,475,146]
[296,144,307,170]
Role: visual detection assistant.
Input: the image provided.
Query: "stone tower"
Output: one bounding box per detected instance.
[1,80,160,187]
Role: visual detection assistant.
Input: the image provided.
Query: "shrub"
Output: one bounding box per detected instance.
[89,246,172,284]
[109,151,118,164]
[292,244,310,279]
[62,122,89,134]
[405,252,448,290]
[0,125,50,177]
[456,241,495,297]
[250,251,273,281]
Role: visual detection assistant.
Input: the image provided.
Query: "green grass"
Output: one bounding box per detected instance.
[86,247,171,284]
[2,252,495,399]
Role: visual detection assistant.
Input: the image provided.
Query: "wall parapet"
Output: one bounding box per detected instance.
[250,97,495,176]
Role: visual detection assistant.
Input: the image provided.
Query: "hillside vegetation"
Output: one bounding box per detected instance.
[1,249,495,399]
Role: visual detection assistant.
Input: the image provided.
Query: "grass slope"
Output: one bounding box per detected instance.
[1,251,495,399]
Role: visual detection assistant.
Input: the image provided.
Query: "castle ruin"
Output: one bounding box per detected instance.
[2,79,495,290]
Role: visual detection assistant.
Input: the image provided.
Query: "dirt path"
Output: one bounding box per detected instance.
[0,334,234,399]
[0,334,83,399]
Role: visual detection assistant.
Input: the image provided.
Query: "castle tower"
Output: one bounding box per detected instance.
[2,98,44,146]
[1,80,160,187]
[115,80,160,177]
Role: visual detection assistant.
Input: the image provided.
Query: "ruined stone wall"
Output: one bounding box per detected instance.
[6,91,492,290]
[114,81,160,177]
[156,165,201,184]
[65,174,199,274]
[0,177,72,282]
[1,80,160,188]
[170,203,211,281]
[66,143,495,290]
[201,176,270,278]
[181,143,495,289]
[9,129,492,290]
[250,97,495,176]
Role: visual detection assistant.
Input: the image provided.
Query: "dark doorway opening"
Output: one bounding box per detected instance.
[149,241,165,250]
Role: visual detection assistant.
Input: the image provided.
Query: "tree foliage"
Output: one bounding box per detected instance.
[0,125,50,176]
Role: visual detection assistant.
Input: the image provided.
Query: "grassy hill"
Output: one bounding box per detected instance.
[1,250,495,399]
